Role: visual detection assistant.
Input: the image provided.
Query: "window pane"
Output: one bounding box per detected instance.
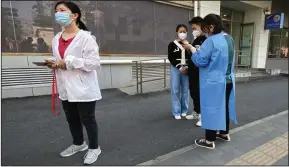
[2,1,18,52]
[154,3,190,54]
[2,1,192,55]
[98,1,154,54]
[79,1,101,44]
[280,29,288,58]
[9,1,55,53]
[268,29,281,58]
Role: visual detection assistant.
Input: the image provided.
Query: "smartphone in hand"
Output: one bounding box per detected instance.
[33,62,48,66]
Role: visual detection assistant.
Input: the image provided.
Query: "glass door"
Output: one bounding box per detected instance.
[239,23,254,67]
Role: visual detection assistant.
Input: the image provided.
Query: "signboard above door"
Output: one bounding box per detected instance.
[264,13,284,30]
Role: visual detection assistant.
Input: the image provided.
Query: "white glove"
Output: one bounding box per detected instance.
[190,46,197,53]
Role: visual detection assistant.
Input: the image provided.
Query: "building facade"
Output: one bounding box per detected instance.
[1,1,288,98]
[1,1,193,56]
[2,1,287,69]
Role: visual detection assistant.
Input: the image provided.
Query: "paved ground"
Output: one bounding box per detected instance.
[142,111,288,165]
[1,76,288,165]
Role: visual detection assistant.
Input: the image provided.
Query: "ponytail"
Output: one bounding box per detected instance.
[78,20,89,31]
[214,14,229,33]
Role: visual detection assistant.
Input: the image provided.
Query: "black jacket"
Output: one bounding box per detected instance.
[168,41,191,69]
[188,36,207,78]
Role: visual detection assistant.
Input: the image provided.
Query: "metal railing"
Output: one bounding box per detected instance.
[132,53,253,94]
[132,58,169,94]
[235,50,251,71]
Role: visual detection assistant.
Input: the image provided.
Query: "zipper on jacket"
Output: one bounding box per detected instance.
[78,75,83,83]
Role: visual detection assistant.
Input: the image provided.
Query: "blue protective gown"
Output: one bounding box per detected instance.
[191,32,237,131]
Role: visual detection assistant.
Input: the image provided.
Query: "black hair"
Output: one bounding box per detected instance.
[201,14,226,35]
[214,14,229,33]
[188,16,203,25]
[176,24,188,32]
[55,1,89,31]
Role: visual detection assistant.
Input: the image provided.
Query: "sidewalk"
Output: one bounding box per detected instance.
[138,110,288,166]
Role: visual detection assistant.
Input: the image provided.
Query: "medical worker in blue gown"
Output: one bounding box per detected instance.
[183,14,238,149]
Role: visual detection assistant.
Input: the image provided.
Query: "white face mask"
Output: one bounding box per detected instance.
[178,32,187,40]
[192,30,201,38]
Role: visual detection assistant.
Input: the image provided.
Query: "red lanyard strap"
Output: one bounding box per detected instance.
[52,70,60,116]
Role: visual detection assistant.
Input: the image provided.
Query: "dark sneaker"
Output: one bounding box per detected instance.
[195,139,215,149]
[216,134,231,141]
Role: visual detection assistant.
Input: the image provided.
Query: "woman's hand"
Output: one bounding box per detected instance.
[182,44,192,51]
[51,59,67,70]
[183,44,197,53]
[56,59,67,70]
[44,58,55,69]
[179,66,188,74]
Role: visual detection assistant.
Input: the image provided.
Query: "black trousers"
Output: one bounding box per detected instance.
[189,68,200,114]
[205,83,233,142]
[62,101,98,149]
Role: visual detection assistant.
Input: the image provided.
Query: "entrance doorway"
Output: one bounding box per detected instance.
[238,23,254,68]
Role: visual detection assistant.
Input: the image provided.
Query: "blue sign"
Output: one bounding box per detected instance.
[265,13,284,30]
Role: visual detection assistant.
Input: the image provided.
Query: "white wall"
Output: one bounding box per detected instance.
[1,62,134,98]
[197,1,221,17]
[1,55,166,98]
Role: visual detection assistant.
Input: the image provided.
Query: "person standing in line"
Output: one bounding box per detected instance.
[45,1,102,164]
[168,24,191,120]
[185,17,207,127]
[183,14,237,149]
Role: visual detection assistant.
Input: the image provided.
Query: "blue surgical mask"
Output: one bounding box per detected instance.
[55,12,72,27]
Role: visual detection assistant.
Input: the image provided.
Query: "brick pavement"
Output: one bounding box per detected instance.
[138,110,288,166]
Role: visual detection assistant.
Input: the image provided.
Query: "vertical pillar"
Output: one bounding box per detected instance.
[194,1,221,17]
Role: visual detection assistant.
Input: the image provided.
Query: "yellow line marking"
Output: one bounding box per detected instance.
[226,132,288,165]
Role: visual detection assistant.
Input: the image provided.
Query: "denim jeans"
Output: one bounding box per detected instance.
[170,65,189,116]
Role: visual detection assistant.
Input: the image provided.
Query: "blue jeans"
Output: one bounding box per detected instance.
[170,65,189,116]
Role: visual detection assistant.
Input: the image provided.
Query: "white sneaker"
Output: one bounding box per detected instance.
[185,112,200,120]
[196,120,202,127]
[174,115,182,120]
[196,115,202,127]
[60,142,88,157]
[181,113,187,117]
[84,147,102,165]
